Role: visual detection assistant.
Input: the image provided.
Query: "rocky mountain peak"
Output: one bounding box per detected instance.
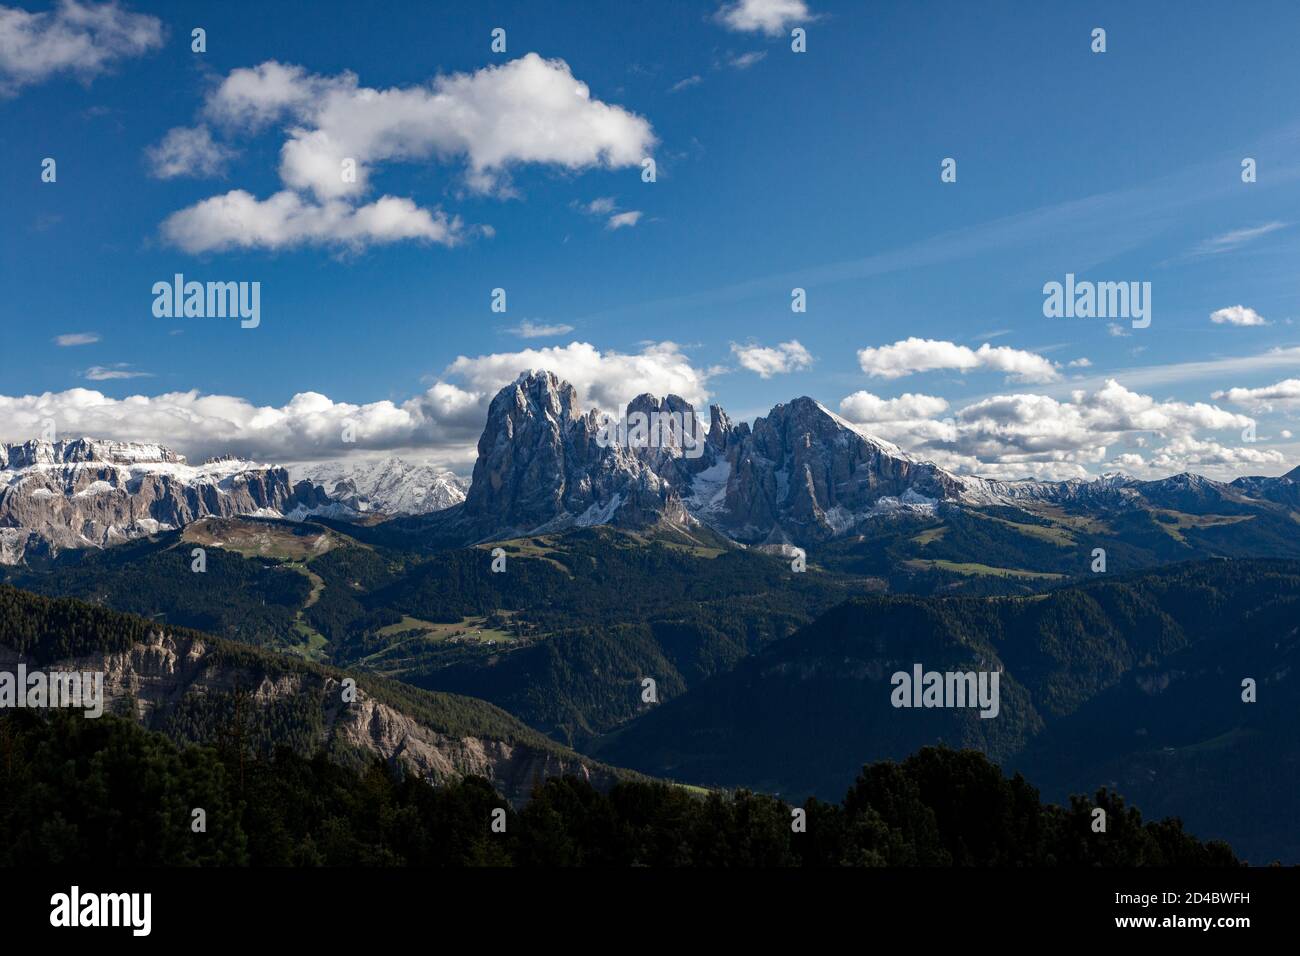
[1,438,185,470]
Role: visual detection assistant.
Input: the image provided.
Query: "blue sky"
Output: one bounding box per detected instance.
[3,0,1300,478]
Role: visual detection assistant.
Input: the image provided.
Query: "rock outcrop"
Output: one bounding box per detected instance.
[0,439,329,564]
[0,629,614,804]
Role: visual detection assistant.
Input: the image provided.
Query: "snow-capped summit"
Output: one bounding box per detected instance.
[0,438,328,565]
[291,457,468,516]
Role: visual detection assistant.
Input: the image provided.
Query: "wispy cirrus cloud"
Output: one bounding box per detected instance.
[84,363,150,381]
[1186,221,1288,259]
[509,320,576,339]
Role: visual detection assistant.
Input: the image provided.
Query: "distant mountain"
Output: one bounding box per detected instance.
[0,439,329,565]
[7,374,1300,578]
[385,372,1300,570]
[291,457,468,516]
[591,558,1300,861]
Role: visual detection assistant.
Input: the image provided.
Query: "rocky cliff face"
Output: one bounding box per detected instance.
[0,630,614,804]
[436,371,971,546]
[708,398,966,544]
[0,439,329,565]
[449,371,687,540]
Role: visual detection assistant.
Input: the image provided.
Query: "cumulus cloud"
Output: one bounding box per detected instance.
[1212,378,1300,411]
[0,383,486,467]
[1210,305,1268,327]
[838,391,949,423]
[856,337,1060,384]
[446,341,713,411]
[731,340,813,378]
[146,125,236,179]
[201,53,654,199]
[1149,436,1285,471]
[157,53,656,252]
[0,342,714,466]
[838,378,1265,481]
[0,0,162,95]
[716,0,811,36]
[53,332,100,346]
[161,190,464,253]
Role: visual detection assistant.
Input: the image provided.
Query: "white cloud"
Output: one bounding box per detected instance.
[576,197,642,230]
[161,190,464,253]
[158,53,655,252]
[1150,436,1285,471]
[1212,378,1300,411]
[839,378,1266,481]
[716,0,811,36]
[729,51,767,69]
[446,341,713,412]
[1210,304,1268,327]
[201,53,655,199]
[731,340,813,378]
[0,383,486,467]
[1,342,713,465]
[606,210,643,230]
[510,320,575,339]
[1189,221,1287,258]
[670,75,702,93]
[1067,357,1092,368]
[84,363,149,381]
[146,125,236,179]
[856,337,1060,384]
[838,391,949,423]
[0,0,162,95]
[53,332,100,346]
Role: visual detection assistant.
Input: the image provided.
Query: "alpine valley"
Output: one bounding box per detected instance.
[4,371,1299,862]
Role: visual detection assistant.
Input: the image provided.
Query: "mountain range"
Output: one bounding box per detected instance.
[374,372,1300,585]
[6,373,1300,583]
[4,374,1300,860]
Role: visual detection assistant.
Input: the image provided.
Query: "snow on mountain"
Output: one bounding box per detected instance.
[422,371,1299,549]
[0,439,329,565]
[290,457,468,515]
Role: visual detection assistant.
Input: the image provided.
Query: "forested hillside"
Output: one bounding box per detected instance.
[0,713,1236,867]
